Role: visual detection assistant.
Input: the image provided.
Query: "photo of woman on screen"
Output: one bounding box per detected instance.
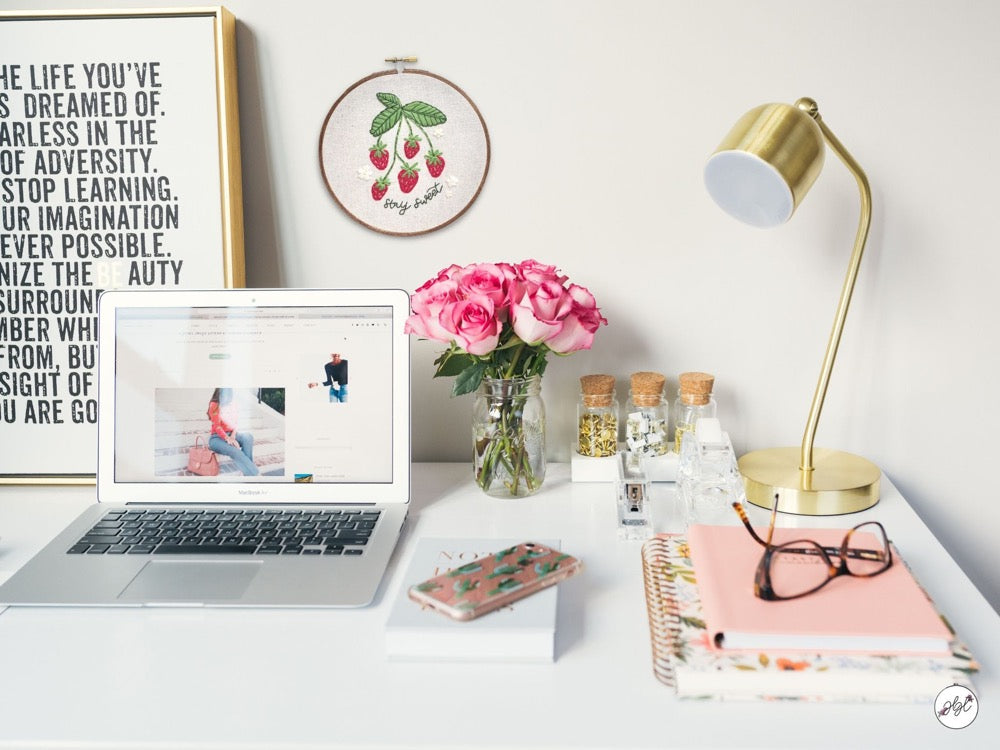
[207,387,259,476]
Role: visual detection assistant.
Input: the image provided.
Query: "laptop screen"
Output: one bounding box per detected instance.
[97,289,410,505]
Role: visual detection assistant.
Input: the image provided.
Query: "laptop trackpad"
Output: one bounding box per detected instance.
[118,560,262,603]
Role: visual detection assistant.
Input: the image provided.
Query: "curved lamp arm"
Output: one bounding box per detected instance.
[796,98,872,474]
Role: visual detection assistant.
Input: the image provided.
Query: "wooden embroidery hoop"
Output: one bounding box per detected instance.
[318,62,491,236]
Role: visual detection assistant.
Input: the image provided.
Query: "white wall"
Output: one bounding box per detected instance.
[6,0,998,612]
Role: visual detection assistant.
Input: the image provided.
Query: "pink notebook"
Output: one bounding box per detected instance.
[687,524,953,655]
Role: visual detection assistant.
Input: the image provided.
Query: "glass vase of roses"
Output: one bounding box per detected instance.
[405,259,608,497]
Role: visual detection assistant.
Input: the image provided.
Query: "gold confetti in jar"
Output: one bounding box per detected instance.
[577,374,619,457]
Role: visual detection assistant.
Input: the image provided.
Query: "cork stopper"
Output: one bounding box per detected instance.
[679,371,715,405]
[580,374,616,407]
[630,371,666,407]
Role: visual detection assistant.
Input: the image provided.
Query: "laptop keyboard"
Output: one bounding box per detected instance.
[67,508,381,556]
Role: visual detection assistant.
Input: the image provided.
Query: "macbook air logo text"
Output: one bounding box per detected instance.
[238,489,267,496]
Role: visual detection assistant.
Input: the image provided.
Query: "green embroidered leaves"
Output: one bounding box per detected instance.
[367,92,448,201]
[401,101,448,128]
[369,94,446,137]
[370,106,402,139]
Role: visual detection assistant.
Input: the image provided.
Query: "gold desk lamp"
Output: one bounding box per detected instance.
[704,97,880,515]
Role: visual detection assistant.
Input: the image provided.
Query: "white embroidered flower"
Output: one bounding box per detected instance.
[445,188,455,199]
[446,174,460,188]
[357,165,373,180]
[431,128,445,140]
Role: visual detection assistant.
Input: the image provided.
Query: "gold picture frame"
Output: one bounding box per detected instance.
[0,7,245,484]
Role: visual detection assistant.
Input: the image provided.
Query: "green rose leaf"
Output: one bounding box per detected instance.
[377,92,401,108]
[402,101,447,127]
[452,360,488,396]
[434,350,475,378]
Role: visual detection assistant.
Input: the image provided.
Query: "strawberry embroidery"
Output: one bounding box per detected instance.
[403,134,422,159]
[371,176,391,201]
[369,138,389,170]
[425,149,445,178]
[398,163,420,194]
[365,93,448,200]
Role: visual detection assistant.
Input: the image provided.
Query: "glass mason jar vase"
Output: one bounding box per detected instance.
[472,376,546,498]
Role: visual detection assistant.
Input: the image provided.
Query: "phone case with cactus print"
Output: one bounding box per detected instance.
[408,542,582,621]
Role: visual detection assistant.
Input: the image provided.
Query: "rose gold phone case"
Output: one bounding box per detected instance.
[408,542,582,621]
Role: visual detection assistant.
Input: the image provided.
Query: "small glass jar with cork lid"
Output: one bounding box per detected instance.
[577,374,618,458]
[673,371,716,452]
[626,371,670,457]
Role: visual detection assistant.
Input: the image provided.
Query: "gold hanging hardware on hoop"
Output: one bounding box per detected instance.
[385,56,417,74]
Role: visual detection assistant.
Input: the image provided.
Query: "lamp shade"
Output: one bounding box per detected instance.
[704,103,825,228]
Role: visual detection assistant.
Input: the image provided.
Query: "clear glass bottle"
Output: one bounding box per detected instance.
[577,374,618,458]
[677,417,745,527]
[673,371,716,452]
[472,375,546,498]
[625,371,670,457]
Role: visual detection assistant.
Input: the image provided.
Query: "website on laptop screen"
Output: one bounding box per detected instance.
[113,305,394,484]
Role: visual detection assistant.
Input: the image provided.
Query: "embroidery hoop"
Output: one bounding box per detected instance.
[319,67,491,236]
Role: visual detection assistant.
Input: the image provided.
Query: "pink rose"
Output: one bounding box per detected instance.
[439,295,500,355]
[454,263,512,313]
[404,275,460,343]
[514,259,568,295]
[545,283,608,353]
[417,264,463,289]
[510,279,573,345]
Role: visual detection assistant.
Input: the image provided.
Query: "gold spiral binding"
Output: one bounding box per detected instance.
[641,535,683,689]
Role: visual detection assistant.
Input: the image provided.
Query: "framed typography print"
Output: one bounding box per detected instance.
[0,8,245,483]
[319,69,490,236]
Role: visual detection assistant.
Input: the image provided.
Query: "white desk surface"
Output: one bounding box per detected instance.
[0,463,997,749]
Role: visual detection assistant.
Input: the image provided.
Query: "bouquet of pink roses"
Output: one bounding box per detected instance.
[405,259,607,497]
[404,259,608,396]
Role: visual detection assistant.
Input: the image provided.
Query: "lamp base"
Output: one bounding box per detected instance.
[738,447,880,515]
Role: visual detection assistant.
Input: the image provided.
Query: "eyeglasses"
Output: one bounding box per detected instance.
[731,494,893,601]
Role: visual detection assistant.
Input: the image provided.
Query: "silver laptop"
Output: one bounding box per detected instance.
[0,288,411,607]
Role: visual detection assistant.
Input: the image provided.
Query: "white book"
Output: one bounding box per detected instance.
[384,537,559,662]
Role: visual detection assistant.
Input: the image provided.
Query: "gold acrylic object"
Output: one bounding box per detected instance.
[705,98,880,515]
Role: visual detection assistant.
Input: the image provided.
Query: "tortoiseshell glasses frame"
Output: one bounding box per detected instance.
[730,494,893,601]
